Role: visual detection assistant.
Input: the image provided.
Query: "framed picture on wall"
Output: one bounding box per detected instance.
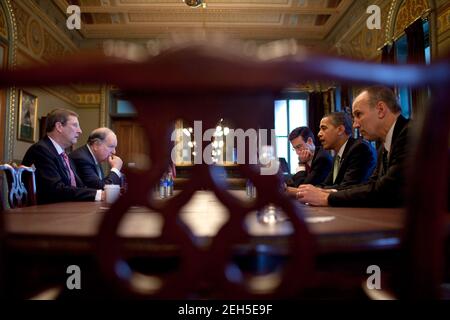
[17,90,38,142]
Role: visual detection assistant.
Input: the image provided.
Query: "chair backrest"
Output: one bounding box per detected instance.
[397,85,450,299]
[0,164,37,208]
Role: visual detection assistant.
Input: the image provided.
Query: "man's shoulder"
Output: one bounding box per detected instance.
[22,138,56,164]
[70,145,88,156]
[347,138,373,153]
[25,138,55,156]
[394,115,410,136]
[315,147,332,161]
[69,145,90,160]
[392,115,411,147]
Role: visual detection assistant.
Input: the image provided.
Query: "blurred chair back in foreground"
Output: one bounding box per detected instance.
[0,164,36,209]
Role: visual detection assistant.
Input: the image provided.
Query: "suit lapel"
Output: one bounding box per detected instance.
[43,136,70,182]
[335,137,354,182]
[85,145,103,179]
[386,115,409,167]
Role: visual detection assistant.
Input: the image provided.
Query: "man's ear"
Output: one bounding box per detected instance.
[306,137,314,145]
[54,121,63,133]
[376,101,387,118]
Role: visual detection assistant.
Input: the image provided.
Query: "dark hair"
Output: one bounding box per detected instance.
[323,112,353,135]
[87,128,113,145]
[288,126,315,144]
[45,109,79,133]
[361,86,401,113]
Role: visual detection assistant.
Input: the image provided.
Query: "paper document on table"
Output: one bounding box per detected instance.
[306,216,335,223]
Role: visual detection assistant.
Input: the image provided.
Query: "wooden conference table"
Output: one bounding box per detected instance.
[4,191,407,255]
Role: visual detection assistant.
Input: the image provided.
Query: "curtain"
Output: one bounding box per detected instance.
[381,42,397,93]
[308,91,325,144]
[405,18,426,117]
[405,19,425,64]
[340,85,350,112]
[381,41,396,64]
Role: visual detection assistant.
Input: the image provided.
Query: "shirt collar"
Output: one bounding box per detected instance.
[337,138,349,160]
[48,136,65,155]
[86,144,99,165]
[384,117,397,155]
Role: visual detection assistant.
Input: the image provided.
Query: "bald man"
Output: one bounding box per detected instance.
[70,127,123,189]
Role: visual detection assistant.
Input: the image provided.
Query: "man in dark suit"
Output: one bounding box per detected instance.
[317,112,376,190]
[286,126,332,187]
[297,86,410,207]
[70,128,123,189]
[22,109,100,204]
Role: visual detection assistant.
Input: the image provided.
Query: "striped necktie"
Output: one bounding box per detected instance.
[61,152,76,187]
[333,155,341,183]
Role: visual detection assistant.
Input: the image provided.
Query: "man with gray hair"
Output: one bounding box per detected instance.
[70,127,123,189]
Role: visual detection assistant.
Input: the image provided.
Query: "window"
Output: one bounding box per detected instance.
[423,20,430,65]
[394,19,431,119]
[395,34,411,118]
[274,98,308,174]
[117,99,136,114]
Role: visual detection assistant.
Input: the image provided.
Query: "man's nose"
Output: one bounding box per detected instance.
[353,121,360,129]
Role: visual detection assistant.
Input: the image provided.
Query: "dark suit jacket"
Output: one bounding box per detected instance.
[320,137,377,190]
[288,147,332,187]
[328,115,410,207]
[69,145,121,189]
[22,136,97,204]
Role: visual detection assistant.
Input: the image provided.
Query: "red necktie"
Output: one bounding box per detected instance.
[61,152,76,187]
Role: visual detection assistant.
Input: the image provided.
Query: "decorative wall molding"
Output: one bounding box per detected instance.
[0,4,7,40]
[437,3,450,36]
[3,0,18,162]
[101,85,108,128]
[326,0,390,61]
[14,0,78,53]
[393,0,430,39]
[77,93,102,106]
[12,1,73,64]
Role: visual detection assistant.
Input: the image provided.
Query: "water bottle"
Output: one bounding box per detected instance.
[246,179,252,197]
[246,179,257,198]
[120,174,127,193]
[167,171,174,196]
[159,174,167,199]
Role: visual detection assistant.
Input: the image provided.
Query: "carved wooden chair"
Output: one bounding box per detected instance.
[0,163,37,209]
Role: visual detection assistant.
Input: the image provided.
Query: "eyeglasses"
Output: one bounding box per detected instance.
[292,144,305,151]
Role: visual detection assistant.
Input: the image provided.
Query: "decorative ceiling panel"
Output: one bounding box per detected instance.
[62,0,354,41]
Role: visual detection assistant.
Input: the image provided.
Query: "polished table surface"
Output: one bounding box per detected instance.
[4,191,409,255]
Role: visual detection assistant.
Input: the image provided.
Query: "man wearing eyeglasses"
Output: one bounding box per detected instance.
[286,126,332,188]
